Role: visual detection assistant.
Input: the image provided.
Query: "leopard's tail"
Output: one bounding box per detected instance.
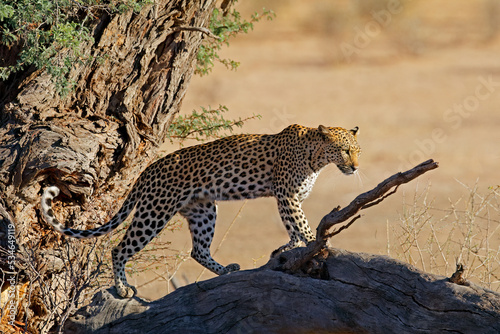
[41,185,138,239]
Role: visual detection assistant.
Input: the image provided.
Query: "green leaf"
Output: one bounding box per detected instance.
[167,105,261,143]
[195,3,275,76]
[0,3,14,21]
[0,0,149,94]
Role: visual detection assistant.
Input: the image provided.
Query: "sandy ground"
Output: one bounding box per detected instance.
[131,1,500,299]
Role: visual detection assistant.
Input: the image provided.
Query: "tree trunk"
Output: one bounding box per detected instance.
[0,1,216,332]
[63,249,500,334]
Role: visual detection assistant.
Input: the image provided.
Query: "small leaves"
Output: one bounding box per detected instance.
[0,0,149,96]
[0,3,14,21]
[171,3,269,144]
[196,3,275,76]
[167,105,261,143]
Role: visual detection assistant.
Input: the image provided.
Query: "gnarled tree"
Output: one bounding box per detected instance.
[0,0,225,332]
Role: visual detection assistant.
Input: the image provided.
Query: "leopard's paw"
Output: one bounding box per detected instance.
[224,263,240,273]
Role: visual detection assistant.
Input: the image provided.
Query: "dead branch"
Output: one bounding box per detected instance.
[324,214,361,239]
[318,160,438,239]
[268,159,439,273]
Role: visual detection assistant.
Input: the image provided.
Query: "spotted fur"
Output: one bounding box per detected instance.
[41,124,361,298]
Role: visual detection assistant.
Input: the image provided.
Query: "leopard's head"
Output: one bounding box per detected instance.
[317,125,361,175]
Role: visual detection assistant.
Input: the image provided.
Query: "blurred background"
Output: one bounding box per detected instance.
[135,0,500,299]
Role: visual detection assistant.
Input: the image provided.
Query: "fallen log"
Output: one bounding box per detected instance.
[64,249,500,334]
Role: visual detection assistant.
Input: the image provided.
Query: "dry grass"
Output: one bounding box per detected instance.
[390,183,500,291]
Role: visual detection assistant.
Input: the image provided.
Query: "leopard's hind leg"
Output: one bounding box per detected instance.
[180,199,240,275]
[112,202,177,298]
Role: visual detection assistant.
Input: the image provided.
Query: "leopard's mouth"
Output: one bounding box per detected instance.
[337,165,358,175]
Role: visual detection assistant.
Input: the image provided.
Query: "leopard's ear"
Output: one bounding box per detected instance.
[318,125,331,136]
[350,126,359,137]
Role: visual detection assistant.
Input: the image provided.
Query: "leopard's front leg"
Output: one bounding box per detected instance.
[273,195,315,256]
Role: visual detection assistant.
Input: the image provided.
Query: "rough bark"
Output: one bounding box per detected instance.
[64,249,500,334]
[0,1,216,332]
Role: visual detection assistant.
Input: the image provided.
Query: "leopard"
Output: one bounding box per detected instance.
[41,124,361,298]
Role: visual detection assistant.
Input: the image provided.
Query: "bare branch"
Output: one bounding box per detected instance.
[361,185,399,210]
[172,26,222,40]
[274,159,439,273]
[324,214,361,239]
[317,159,438,242]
